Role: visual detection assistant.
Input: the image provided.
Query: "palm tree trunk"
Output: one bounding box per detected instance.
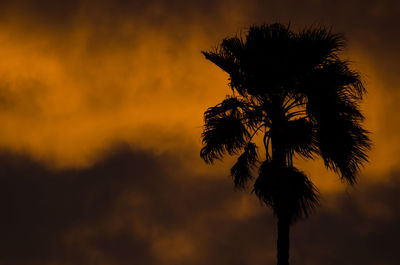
[277,216,290,265]
[270,106,290,265]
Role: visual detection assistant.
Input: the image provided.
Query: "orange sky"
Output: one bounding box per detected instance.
[0,0,398,191]
[0,1,399,265]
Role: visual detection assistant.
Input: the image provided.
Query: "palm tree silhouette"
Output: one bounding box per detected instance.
[200,23,370,265]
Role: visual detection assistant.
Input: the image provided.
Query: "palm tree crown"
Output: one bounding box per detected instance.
[200,23,370,265]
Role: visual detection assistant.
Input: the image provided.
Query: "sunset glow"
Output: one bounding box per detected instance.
[1,1,399,265]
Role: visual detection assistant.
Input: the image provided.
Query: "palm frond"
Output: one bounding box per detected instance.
[316,115,371,184]
[293,26,345,72]
[253,160,319,222]
[299,58,370,184]
[231,142,258,189]
[242,24,294,97]
[302,60,365,103]
[202,49,239,75]
[220,37,245,60]
[202,48,249,97]
[200,111,250,163]
[242,104,266,130]
[204,96,248,121]
[282,118,318,158]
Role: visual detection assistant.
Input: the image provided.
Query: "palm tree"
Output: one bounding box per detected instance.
[200,23,370,265]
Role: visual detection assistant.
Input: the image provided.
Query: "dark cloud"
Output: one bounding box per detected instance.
[0,145,160,265]
[0,0,222,32]
[0,145,399,264]
[2,0,399,53]
[292,174,400,265]
[0,145,252,265]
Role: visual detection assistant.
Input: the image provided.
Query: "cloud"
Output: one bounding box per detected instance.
[0,144,261,265]
[0,0,396,175]
[0,145,158,265]
[293,174,400,265]
[0,144,398,265]
[0,1,397,264]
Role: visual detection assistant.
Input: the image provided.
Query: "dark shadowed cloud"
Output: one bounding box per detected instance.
[0,145,399,265]
[0,145,264,265]
[293,174,400,265]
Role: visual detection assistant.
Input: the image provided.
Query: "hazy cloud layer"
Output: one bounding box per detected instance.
[0,145,399,265]
[0,0,397,177]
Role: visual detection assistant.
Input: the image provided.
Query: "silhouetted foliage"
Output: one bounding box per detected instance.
[200,23,370,265]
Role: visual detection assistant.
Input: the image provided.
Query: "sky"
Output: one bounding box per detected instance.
[0,0,399,264]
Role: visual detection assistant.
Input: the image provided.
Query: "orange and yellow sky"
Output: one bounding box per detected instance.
[0,1,399,265]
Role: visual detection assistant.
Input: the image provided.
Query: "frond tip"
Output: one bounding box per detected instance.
[231,142,258,189]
